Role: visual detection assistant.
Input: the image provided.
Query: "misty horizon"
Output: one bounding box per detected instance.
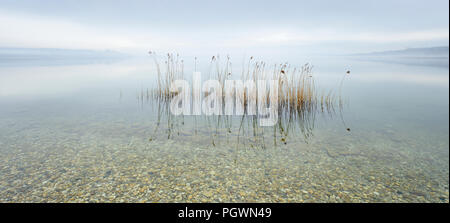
[0,0,448,56]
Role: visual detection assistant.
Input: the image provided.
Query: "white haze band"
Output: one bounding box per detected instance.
[170,72,279,127]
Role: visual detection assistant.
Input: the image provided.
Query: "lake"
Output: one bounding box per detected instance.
[0,55,448,202]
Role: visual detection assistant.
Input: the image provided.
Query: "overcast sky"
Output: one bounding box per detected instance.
[0,0,448,55]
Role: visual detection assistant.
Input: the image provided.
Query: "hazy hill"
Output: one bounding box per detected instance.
[353,46,449,57]
[348,46,449,67]
[0,47,128,66]
[0,47,126,59]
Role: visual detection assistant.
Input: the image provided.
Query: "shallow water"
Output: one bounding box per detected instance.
[0,56,448,202]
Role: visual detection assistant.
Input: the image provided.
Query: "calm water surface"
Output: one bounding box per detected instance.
[0,56,448,202]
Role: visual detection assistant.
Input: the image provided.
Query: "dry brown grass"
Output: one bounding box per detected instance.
[143,53,343,147]
[146,53,335,114]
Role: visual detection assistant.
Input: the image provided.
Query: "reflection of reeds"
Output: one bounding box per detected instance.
[140,53,346,148]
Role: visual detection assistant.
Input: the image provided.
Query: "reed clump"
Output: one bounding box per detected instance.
[148,52,184,101]
[146,53,334,115]
[142,53,345,147]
